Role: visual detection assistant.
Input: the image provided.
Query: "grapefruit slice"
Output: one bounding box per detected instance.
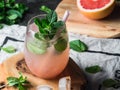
[77,0,115,19]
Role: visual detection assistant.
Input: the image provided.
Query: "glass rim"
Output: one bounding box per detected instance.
[27,14,46,27]
[27,14,66,35]
[26,14,67,43]
[27,14,64,27]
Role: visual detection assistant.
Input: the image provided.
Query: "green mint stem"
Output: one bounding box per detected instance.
[0,85,6,89]
[0,83,8,89]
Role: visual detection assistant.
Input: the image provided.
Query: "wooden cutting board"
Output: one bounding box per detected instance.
[56,0,120,38]
[0,53,86,90]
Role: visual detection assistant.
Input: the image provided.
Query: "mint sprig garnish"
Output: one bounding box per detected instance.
[34,5,65,40]
[0,73,30,90]
[30,5,67,53]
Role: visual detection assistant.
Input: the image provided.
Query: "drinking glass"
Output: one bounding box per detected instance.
[24,14,69,79]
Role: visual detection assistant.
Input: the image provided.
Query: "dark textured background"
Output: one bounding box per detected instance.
[16,0,61,25]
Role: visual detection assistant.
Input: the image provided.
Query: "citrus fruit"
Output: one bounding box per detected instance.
[27,42,47,54]
[77,0,115,19]
[27,39,48,54]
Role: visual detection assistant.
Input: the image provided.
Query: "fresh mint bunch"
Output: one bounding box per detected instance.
[33,5,67,52]
[0,73,30,90]
[7,72,29,90]
[0,0,28,28]
[34,5,65,41]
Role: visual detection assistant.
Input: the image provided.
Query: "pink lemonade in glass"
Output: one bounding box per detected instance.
[24,14,69,79]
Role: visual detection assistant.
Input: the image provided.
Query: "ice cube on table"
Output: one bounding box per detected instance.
[37,85,52,90]
[59,76,71,90]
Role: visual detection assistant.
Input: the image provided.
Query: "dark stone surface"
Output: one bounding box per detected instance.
[16,0,61,25]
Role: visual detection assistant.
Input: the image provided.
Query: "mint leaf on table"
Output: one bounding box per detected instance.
[14,3,28,14]
[113,82,120,89]
[85,65,102,74]
[7,14,18,20]
[102,79,118,88]
[0,0,28,26]
[0,1,4,7]
[7,72,29,90]
[1,46,16,53]
[7,9,22,19]
[0,24,3,29]
[70,40,88,52]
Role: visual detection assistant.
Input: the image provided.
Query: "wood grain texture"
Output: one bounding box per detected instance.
[56,0,120,38]
[0,53,86,90]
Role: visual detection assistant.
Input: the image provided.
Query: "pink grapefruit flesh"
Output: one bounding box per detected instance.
[77,0,115,19]
[80,0,111,9]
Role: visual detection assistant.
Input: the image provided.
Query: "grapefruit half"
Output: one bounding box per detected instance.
[77,0,115,19]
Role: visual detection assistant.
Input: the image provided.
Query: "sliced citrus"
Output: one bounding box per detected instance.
[27,39,48,54]
[27,42,47,54]
[77,0,115,19]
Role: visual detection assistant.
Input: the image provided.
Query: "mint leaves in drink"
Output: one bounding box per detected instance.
[54,38,67,52]
[27,5,67,54]
[34,5,65,40]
